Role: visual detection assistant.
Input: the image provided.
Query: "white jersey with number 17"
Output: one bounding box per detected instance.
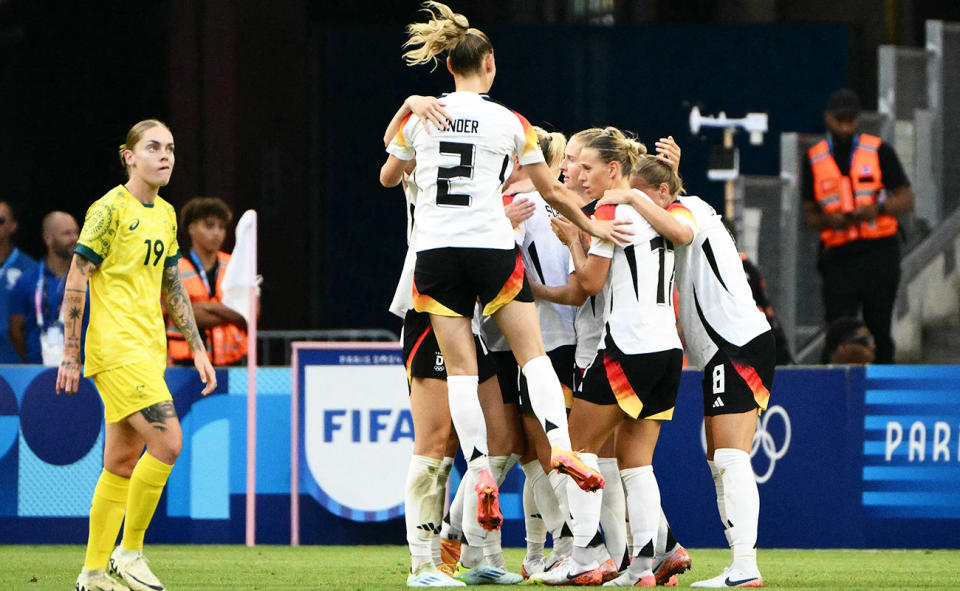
[386,91,545,252]
[588,194,681,355]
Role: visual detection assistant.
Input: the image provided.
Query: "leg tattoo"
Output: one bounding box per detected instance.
[140,401,177,431]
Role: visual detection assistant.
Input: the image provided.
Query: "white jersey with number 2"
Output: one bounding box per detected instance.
[386,91,545,252]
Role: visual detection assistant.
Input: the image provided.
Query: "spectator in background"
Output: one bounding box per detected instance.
[9,212,87,364]
[802,89,914,364]
[0,200,38,363]
[823,316,876,364]
[166,197,247,366]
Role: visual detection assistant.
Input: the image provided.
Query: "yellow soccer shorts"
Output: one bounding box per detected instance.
[92,362,173,424]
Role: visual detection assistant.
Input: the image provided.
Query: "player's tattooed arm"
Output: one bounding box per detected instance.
[56,254,98,395]
[140,401,177,432]
[162,263,218,395]
[161,264,205,354]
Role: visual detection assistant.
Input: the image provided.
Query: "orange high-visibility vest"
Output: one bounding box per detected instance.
[166,251,247,366]
[808,133,898,248]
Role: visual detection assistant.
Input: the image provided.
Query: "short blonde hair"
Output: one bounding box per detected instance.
[533,126,567,178]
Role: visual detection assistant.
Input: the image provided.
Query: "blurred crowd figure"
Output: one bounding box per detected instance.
[165,197,248,367]
[1,201,89,365]
[822,317,876,365]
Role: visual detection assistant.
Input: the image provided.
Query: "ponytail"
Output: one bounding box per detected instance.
[403,2,493,74]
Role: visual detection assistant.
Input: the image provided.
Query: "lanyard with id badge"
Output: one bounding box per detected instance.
[35,260,66,365]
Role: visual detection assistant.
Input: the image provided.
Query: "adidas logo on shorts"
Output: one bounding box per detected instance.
[712,397,724,408]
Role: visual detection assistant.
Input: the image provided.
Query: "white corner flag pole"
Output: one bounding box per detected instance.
[220,210,259,546]
[244,213,258,547]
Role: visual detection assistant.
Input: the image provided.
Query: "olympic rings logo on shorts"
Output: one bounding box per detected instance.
[699,404,791,484]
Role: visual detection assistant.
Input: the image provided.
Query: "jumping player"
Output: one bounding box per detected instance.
[380,10,629,578]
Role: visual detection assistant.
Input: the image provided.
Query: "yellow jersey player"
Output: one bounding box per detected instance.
[57,119,216,591]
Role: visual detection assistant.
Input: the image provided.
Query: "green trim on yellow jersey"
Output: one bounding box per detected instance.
[74,243,103,266]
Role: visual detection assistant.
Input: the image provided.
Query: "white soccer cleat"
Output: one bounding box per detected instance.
[453,559,524,585]
[690,567,763,588]
[528,556,602,586]
[407,563,467,587]
[108,548,165,591]
[75,570,130,591]
[602,568,656,587]
[521,555,545,578]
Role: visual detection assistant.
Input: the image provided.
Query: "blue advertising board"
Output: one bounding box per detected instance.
[1,361,958,548]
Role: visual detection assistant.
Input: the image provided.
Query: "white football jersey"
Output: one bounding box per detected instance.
[386,92,545,252]
[388,171,419,318]
[512,191,577,352]
[669,196,771,368]
[569,200,609,367]
[588,196,682,355]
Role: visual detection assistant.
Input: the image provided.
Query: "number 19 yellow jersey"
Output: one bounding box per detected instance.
[75,185,181,376]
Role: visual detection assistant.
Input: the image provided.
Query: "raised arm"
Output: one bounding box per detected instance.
[525,162,633,246]
[161,264,217,395]
[599,190,694,246]
[56,254,96,394]
[551,216,610,296]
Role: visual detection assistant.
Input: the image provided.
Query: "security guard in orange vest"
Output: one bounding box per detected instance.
[802,89,914,364]
[166,197,248,366]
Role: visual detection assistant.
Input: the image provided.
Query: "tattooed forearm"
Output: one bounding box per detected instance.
[162,264,206,353]
[61,256,95,364]
[140,401,177,431]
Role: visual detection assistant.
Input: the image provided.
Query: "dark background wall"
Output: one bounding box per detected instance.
[2,0,958,334]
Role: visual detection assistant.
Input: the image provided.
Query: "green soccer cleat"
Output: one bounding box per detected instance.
[453,559,523,585]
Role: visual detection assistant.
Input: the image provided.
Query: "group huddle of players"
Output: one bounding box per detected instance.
[380,3,776,588]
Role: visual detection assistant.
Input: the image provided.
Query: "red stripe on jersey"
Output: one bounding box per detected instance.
[502,193,516,206]
[594,204,617,221]
[603,353,644,419]
[512,111,540,156]
[405,324,433,384]
[732,360,770,411]
[482,250,525,316]
[412,280,462,318]
[393,113,413,150]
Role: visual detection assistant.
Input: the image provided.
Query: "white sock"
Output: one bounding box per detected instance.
[489,455,509,484]
[460,543,484,569]
[598,457,627,568]
[621,465,660,576]
[521,460,547,557]
[713,449,759,574]
[548,471,572,527]
[654,507,678,558]
[405,455,442,567]
[529,466,565,534]
[444,470,466,541]
[432,456,455,564]
[566,452,603,548]
[708,459,735,547]
[460,465,488,548]
[521,356,572,449]
[447,375,489,471]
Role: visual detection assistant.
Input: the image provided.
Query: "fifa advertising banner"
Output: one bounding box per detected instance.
[2,359,958,547]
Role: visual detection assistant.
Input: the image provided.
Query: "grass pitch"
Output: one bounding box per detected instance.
[1,545,958,590]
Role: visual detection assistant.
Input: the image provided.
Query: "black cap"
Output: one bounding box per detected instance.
[826,89,861,117]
